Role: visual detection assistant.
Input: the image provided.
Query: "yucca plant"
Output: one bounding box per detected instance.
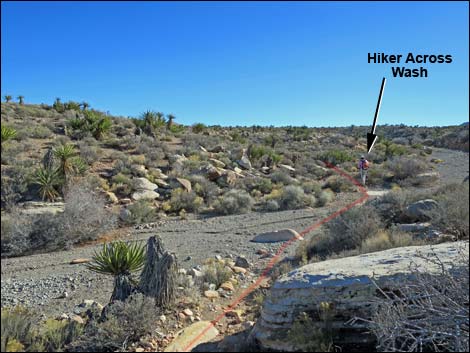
[86,241,146,301]
[91,116,112,140]
[1,125,17,151]
[17,95,24,105]
[70,157,88,175]
[33,168,62,201]
[53,144,78,178]
[4,95,12,103]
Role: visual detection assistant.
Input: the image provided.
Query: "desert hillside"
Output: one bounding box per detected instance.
[1,100,469,352]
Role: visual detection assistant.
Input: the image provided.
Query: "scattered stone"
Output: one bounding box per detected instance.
[204,290,220,299]
[183,308,194,317]
[188,268,203,278]
[159,315,167,323]
[105,191,119,204]
[69,258,91,265]
[231,266,247,274]
[70,314,85,325]
[220,281,235,292]
[176,178,192,192]
[234,256,250,269]
[279,164,296,173]
[251,229,302,243]
[237,150,252,170]
[209,158,226,168]
[164,321,219,352]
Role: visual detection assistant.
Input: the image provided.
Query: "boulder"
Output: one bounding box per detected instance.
[250,242,468,352]
[414,172,439,185]
[134,177,158,191]
[234,256,250,269]
[176,178,192,192]
[209,145,225,153]
[404,199,438,222]
[216,170,237,187]
[209,158,226,168]
[203,165,223,181]
[105,191,119,204]
[132,189,159,201]
[251,229,302,243]
[204,290,219,299]
[119,207,132,222]
[238,155,252,170]
[164,321,219,352]
[131,177,160,201]
[279,164,296,174]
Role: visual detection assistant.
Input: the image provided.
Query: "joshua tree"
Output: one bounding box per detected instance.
[81,101,90,110]
[86,241,146,302]
[167,114,176,129]
[139,236,177,307]
[17,95,24,105]
[4,95,12,103]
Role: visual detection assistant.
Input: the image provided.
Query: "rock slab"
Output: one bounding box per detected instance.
[250,241,468,352]
[164,321,219,352]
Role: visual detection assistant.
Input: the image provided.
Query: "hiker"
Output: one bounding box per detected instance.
[358,155,370,186]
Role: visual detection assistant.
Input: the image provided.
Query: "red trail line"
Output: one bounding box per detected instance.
[183,162,369,352]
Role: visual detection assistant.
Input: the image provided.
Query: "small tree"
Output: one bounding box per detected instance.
[4,95,12,103]
[17,96,24,105]
[80,102,89,110]
[86,241,146,302]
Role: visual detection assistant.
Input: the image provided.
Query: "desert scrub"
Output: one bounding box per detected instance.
[168,188,204,213]
[276,185,316,210]
[192,122,206,133]
[201,260,232,289]
[306,205,382,259]
[213,189,254,215]
[316,189,335,207]
[190,175,221,203]
[270,170,296,185]
[323,175,355,193]
[318,149,353,165]
[1,181,116,257]
[286,311,333,352]
[386,156,428,181]
[359,229,418,254]
[0,307,82,352]
[68,293,157,352]
[124,200,157,225]
[430,182,469,239]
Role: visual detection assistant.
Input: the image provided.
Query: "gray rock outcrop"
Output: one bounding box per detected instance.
[250,241,468,351]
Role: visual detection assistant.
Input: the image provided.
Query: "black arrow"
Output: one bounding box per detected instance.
[367,77,386,153]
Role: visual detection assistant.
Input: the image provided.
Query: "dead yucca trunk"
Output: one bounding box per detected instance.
[139,236,178,307]
[110,273,134,302]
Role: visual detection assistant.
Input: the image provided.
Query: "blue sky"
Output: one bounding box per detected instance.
[1,1,469,127]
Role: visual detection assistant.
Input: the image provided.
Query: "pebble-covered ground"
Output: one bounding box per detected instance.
[1,192,358,318]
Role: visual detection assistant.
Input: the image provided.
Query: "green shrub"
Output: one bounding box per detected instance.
[213,189,254,215]
[430,182,469,239]
[324,175,354,193]
[192,123,206,134]
[168,188,204,213]
[1,307,35,352]
[307,206,382,258]
[201,261,232,289]
[318,149,353,165]
[387,156,428,181]
[316,189,335,207]
[276,185,315,210]
[286,311,333,352]
[68,293,157,352]
[125,200,157,225]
